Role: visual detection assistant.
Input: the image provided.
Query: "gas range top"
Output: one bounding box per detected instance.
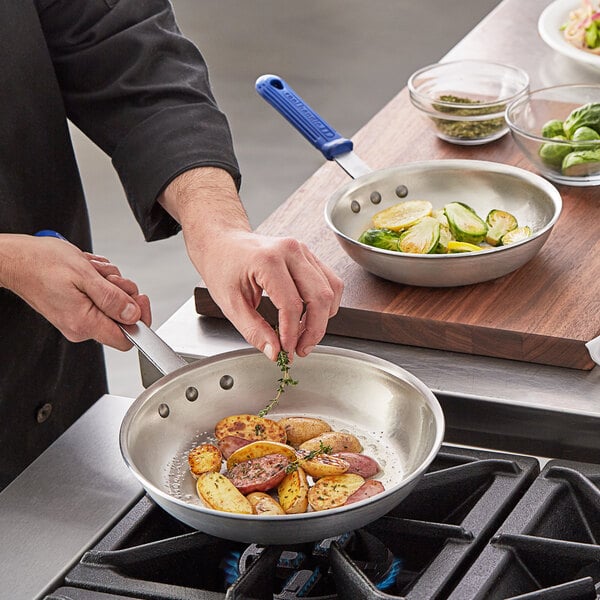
[44,445,600,600]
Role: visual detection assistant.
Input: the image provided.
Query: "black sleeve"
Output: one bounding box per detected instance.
[34,0,241,241]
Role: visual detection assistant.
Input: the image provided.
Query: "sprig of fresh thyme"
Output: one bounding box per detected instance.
[285,441,333,474]
[258,348,298,417]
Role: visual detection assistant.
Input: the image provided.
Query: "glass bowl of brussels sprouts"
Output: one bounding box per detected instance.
[506,84,600,186]
[408,60,530,145]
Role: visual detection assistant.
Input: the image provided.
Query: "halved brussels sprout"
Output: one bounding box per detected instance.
[485,209,518,246]
[501,226,532,245]
[398,217,440,254]
[541,119,565,138]
[444,202,488,245]
[371,200,433,231]
[358,228,402,251]
[447,241,483,253]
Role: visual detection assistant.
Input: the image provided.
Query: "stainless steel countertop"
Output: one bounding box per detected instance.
[150,298,600,460]
[0,395,142,600]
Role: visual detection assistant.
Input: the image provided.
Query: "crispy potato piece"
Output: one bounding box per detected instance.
[196,472,253,514]
[300,454,349,479]
[188,443,223,479]
[246,492,286,515]
[308,474,365,511]
[277,417,332,448]
[299,431,363,454]
[277,466,309,514]
[226,440,297,471]
[215,414,286,443]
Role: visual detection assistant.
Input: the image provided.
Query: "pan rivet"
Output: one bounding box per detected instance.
[158,403,170,418]
[395,185,408,198]
[220,375,234,390]
[350,200,361,213]
[369,191,381,204]
[185,387,199,402]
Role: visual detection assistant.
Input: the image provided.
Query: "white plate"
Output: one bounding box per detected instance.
[538,0,600,71]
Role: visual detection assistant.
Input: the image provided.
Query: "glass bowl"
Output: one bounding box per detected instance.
[408,60,530,145]
[506,84,600,187]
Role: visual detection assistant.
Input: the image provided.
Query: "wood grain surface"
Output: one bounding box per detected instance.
[195,0,600,370]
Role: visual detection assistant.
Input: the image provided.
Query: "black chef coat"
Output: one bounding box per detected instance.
[0,0,240,490]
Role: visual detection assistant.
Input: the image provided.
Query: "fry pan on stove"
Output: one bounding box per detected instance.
[255,74,562,287]
[119,323,444,545]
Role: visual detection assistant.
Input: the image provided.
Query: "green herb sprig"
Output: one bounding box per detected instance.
[258,349,298,417]
[285,441,333,474]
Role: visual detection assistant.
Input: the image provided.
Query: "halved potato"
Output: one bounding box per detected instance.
[300,454,349,479]
[226,440,297,471]
[215,414,286,443]
[246,492,286,515]
[188,443,222,478]
[277,416,332,448]
[196,472,253,514]
[277,466,309,514]
[299,431,363,454]
[307,474,365,511]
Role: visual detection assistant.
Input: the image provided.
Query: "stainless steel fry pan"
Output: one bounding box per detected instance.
[119,323,445,544]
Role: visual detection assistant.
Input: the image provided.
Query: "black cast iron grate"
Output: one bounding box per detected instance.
[54,446,540,599]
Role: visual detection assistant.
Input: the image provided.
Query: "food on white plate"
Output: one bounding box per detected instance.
[333,452,381,478]
[345,479,386,505]
[226,440,297,470]
[307,473,366,511]
[187,414,385,515]
[277,416,332,448]
[562,0,600,54]
[196,472,253,514]
[299,431,363,454]
[226,453,291,495]
[214,414,286,443]
[359,200,529,254]
[246,492,286,515]
[277,466,310,514]
[188,443,222,478]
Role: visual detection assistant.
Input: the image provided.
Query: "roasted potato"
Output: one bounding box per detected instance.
[344,480,385,505]
[196,472,253,514]
[218,435,251,459]
[299,431,363,454]
[277,416,332,448]
[215,414,286,443]
[188,443,222,478]
[307,474,365,511]
[226,440,297,471]
[333,452,381,478]
[300,453,349,479]
[246,492,286,515]
[277,466,309,514]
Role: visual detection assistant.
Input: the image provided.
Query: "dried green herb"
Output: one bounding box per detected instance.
[432,94,505,140]
[258,349,298,417]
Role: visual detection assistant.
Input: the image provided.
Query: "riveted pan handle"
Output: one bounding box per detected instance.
[34,230,188,375]
[255,74,355,161]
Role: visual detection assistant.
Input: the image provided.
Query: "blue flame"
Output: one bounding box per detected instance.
[222,551,241,587]
[375,557,403,591]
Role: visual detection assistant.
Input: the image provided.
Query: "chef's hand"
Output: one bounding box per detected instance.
[0,234,151,350]
[159,167,343,361]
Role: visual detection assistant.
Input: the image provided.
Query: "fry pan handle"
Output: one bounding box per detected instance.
[34,229,188,376]
[256,74,354,160]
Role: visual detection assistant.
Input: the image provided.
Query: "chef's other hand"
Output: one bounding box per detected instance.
[0,234,151,351]
[159,167,344,361]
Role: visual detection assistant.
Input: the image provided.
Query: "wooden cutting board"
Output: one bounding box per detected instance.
[195,0,600,370]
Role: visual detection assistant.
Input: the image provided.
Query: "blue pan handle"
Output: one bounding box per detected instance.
[35,229,66,240]
[255,74,354,161]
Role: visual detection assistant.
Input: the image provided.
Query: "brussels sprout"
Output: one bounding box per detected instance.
[538,135,572,169]
[541,119,565,138]
[572,126,600,151]
[371,200,433,231]
[447,241,483,253]
[501,226,532,245]
[397,217,440,254]
[358,228,402,251]
[485,209,518,246]
[444,202,488,245]
[561,149,600,177]
[563,102,600,138]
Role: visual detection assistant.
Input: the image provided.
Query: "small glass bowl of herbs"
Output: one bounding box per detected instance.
[408,60,530,145]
